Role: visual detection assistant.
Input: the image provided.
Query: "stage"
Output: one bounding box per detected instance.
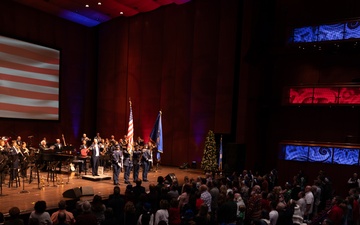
[0,165,204,215]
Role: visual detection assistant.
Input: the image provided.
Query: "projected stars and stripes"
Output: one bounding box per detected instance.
[0,35,60,120]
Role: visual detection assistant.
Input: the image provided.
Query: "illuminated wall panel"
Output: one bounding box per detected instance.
[291,20,360,43]
[286,86,360,105]
[281,142,360,166]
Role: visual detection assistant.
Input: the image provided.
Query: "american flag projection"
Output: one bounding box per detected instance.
[0,35,60,120]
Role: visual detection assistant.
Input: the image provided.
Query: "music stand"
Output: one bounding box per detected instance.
[19,161,30,193]
[0,163,8,196]
[32,162,42,190]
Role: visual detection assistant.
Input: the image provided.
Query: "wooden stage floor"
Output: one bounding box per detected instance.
[0,165,203,215]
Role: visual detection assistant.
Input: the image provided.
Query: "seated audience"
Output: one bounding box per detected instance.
[50,200,75,225]
[5,207,24,225]
[29,201,52,225]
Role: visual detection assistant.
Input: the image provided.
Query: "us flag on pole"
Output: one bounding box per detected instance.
[127,100,134,152]
[0,35,60,120]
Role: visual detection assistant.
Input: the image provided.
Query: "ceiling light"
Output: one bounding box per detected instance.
[85,4,89,7]
[120,11,124,15]
[98,2,101,5]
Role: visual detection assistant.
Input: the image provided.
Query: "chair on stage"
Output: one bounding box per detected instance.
[8,167,21,188]
[47,161,60,183]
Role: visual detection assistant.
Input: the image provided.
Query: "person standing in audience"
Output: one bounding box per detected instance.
[348,173,360,189]
[199,185,212,213]
[327,196,344,225]
[245,185,262,223]
[218,191,237,225]
[137,203,154,225]
[29,201,52,225]
[304,185,314,222]
[154,200,169,225]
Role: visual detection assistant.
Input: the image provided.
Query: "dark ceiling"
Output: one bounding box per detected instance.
[10,0,191,27]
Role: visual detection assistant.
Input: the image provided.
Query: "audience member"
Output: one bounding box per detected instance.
[5,207,24,225]
[50,200,75,225]
[326,196,344,225]
[154,200,169,225]
[100,208,118,225]
[168,199,181,225]
[137,203,154,225]
[91,195,106,224]
[0,212,4,225]
[133,179,146,200]
[75,201,97,225]
[199,185,212,213]
[217,191,237,224]
[107,186,125,222]
[57,212,68,225]
[123,201,137,225]
[29,201,52,225]
[193,204,211,225]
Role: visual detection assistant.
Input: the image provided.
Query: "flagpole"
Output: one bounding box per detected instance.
[219,135,223,175]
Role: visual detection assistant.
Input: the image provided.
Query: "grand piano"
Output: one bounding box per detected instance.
[40,145,78,172]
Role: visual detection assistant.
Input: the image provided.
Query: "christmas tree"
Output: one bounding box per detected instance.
[201,130,218,172]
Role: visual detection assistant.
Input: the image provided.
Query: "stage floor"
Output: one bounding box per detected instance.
[0,165,203,215]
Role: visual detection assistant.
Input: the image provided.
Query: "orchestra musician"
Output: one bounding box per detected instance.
[141,143,151,182]
[38,139,48,154]
[16,136,22,147]
[120,138,128,152]
[99,140,110,168]
[79,140,88,173]
[54,139,63,154]
[94,133,102,143]
[9,140,21,181]
[20,142,30,157]
[136,136,144,148]
[81,133,91,144]
[0,140,9,155]
[89,139,100,176]
[112,145,122,185]
[109,135,116,144]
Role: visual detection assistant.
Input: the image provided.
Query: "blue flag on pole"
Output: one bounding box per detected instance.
[150,111,163,161]
[218,136,223,171]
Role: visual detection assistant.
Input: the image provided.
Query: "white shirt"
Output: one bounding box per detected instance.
[154,209,168,225]
[304,191,314,214]
[269,209,279,225]
[297,198,306,217]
